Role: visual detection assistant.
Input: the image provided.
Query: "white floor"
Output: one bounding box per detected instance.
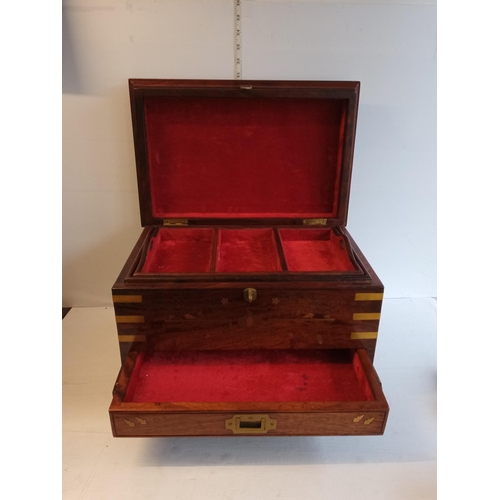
[62,297,436,500]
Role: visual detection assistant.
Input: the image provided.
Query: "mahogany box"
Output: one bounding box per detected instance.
[109,79,389,437]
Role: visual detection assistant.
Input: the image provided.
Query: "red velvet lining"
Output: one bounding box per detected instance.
[139,228,358,274]
[144,96,346,218]
[279,229,356,272]
[216,229,282,273]
[125,350,374,403]
[141,229,214,273]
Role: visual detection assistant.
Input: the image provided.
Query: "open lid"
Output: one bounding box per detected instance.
[129,79,360,226]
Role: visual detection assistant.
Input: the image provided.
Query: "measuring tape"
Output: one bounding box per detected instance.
[234,0,242,79]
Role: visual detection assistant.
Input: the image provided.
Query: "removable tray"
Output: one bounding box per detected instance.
[109,348,389,437]
[134,226,366,280]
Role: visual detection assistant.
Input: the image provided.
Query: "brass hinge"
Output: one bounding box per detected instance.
[303,218,327,226]
[163,219,188,226]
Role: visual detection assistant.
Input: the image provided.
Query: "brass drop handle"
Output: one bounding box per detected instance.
[225,414,277,434]
[243,288,257,303]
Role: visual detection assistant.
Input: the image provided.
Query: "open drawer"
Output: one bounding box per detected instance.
[109,349,389,437]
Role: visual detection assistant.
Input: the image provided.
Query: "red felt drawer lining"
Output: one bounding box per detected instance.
[124,350,374,403]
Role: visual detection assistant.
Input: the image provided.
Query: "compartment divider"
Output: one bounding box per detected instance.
[273,227,288,272]
[210,228,219,272]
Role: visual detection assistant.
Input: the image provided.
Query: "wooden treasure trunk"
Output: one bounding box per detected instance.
[109,79,389,437]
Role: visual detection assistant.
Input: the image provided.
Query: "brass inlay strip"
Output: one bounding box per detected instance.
[353,312,381,321]
[116,315,145,323]
[355,293,384,301]
[350,332,378,340]
[118,335,146,343]
[113,295,143,303]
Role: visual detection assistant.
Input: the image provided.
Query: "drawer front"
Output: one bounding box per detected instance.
[113,289,383,359]
[111,410,387,437]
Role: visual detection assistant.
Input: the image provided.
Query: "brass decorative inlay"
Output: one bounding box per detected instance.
[113,295,143,303]
[136,417,147,425]
[272,297,280,305]
[221,298,229,306]
[353,415,374,425]
[124,419,135,427]
[353,312,381,321]
[355,293,384,301]
[243,288,257,303]
[350,332,378,340]
[163,218,188,226]
[303,218,327,226]
[116,315,145,323]
[118,335,146,343]
[225,414,277,434]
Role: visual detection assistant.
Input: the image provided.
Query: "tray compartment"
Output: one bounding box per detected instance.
[279,228,357,272]
[216,228,282,273]
[141,228,214,273]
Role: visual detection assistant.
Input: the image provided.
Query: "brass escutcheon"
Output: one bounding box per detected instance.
[243,288,257,303]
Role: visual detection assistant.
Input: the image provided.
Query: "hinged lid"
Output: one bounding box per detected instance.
[129,79,360,227]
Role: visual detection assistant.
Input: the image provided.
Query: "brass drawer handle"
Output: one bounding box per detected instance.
[225,414,277,434]
[243,288,257,303]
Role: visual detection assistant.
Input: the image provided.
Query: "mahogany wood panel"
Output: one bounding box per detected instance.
[113,283,383,363]
[113,289,381,323]
[111,410,387,437]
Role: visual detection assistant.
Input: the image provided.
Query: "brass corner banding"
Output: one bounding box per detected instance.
[113,295,143,303]
[116,315,145,323]
[352,312,381,321]
[118,335,146,343]
[350,332,378,340]
[355,293,384,301]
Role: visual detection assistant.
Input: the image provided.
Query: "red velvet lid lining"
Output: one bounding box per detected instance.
[144,96,347,219]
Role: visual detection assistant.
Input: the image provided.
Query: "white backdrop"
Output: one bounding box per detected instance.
[62,0,436,306]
